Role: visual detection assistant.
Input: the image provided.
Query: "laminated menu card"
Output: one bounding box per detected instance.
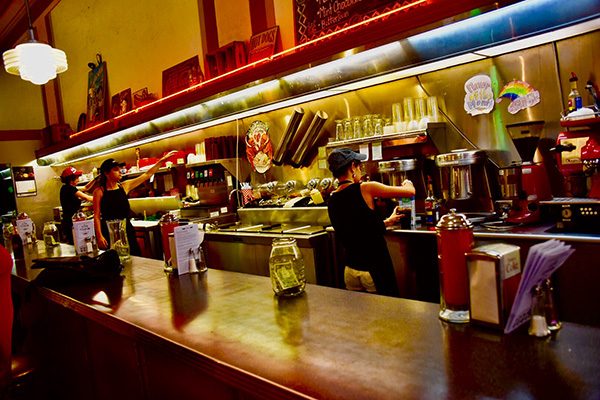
[504,240,575,334]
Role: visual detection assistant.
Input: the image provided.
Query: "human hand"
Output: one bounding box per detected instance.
[384,206,404,226]
[160,150,178,162]
[98,235,109,250]
[402,179,413,187]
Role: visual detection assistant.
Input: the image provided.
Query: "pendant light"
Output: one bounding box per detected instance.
[2,0,67,85]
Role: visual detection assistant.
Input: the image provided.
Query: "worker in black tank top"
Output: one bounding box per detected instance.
[327,148,415,297]
[93,151,177,256]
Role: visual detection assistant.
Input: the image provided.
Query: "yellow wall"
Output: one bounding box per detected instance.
[51,0,205,132]
[0,71,46,130]
[215,0,252,47]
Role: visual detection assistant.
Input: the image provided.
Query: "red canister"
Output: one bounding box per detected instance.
[159,212,179,273]
[436,209,474,323]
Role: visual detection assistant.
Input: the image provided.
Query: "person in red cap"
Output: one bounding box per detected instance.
[60,166,96,244]
[93,151,177,256]
[327,148,415,297]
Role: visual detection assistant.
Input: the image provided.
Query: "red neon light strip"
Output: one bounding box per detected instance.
[69,0,430,140]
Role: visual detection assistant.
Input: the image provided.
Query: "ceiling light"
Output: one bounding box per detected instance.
[2,0,67,85]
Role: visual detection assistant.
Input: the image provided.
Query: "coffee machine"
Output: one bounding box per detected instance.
[539,122,600,231]
[435,149,496,215]
[497,121,552,224]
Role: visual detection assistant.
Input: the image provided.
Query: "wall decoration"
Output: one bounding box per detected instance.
[248,26,279,63]
[12,166,36,198]
[496,80,541,115]
[246,121,273,173]
[111,88,132,118]
[294,0,422,45]
[86,57,108,128]
[464,74,495,116]
[162,56,203,98]
[133,88,151,108]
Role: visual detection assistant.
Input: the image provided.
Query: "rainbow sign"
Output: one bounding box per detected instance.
[496,80,541,114]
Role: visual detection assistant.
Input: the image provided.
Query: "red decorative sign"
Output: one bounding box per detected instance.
[248,26,279,63]
[162,56,204,98]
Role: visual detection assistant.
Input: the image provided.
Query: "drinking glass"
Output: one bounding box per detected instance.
[107,219,130,262]
[343,118,352,140]
[362,115,373,137]
[353,116,362,139]
[403,98,418,131]
[427,96,439,122]
[335,120,344,141]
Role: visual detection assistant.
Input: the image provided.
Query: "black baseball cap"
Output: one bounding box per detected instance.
[328,148,367,173]
[100,158,126,174]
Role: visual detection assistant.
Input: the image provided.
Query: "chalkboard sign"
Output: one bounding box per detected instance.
[295,0,409,44]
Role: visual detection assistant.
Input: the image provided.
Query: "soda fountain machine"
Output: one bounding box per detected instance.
[497,121,552,224]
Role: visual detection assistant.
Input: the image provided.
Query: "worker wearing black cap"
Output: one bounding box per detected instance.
[327,148,415,297]
[93,151,177,255]
[60,166,96,244]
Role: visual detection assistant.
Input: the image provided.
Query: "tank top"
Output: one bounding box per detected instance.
[99,184,141,256]
[327,182,388,270]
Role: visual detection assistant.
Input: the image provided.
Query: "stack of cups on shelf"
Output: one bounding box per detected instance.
[392,96,438,133]
[334,114,386,142]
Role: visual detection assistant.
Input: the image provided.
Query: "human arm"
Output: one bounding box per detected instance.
[92,188,108,249]
[360,180,415,209]
[75,190,93,203]
[81,176,97,192]
[121,150,178,194]
[384,206,403,227]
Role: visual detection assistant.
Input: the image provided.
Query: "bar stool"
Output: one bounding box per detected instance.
[8,354,39,400]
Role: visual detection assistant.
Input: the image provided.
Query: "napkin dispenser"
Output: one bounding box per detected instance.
[466,243,522,330]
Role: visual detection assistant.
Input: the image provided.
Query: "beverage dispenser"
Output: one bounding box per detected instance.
[497,121,552,224]
[435,149,495,215]
[378,158,426,214]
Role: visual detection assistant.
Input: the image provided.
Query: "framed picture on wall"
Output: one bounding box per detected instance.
[111,89,132,118]
[12,166,36,198]
[86,60,108,128]
[133,87,150,108]
[162,56,203,98]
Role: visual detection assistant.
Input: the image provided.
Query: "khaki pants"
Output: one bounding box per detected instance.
[344,266,377,293]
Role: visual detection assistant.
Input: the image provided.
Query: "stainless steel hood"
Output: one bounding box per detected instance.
[37,0,600,166]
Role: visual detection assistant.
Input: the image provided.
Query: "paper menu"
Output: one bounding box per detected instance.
[504,240,575,334]
[16,218,34,243]
[173,224,204,275]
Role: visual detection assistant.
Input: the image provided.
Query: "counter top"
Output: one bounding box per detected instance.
[388,222,600,244]
[11,244,600,400]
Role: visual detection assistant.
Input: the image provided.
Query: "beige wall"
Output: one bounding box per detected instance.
[215,0,252,47]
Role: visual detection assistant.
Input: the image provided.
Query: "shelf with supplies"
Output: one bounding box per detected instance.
[186,157,251,183]
[325,122,444,149]
[76,166,178,186]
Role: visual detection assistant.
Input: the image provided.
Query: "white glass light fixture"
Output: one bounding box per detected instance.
[2,0,67,85]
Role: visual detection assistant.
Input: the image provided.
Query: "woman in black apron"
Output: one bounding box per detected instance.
[93,151,177,255]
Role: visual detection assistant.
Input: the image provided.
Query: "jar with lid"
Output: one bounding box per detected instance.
[43,221,60,247]
[159,212,179,272]
[436,209,474,323]
[269,237,306,296]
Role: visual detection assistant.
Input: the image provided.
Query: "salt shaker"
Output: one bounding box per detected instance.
[542,279,562,331]
[529,285,551,337]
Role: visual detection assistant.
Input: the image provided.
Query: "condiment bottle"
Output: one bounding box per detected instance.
[529,285,551,337]
[43,221,60,247]
[159,212,179,273]
[568,72,582,113]
[424,176,439,229]
[542,279,561,331]
[269,237,306,296]
[436,209,474,323]
[11,222,24,260]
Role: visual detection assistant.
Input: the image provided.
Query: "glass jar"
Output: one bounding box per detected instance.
[160,212,179,272]
[436,209,474,323]
[269,237,306,296]
[43,221,60,247]
[107,219,130,261]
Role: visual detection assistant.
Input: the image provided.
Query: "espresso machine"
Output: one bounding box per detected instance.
[435,149,496,216]
[539,123,600,230]
[497,121,552,224]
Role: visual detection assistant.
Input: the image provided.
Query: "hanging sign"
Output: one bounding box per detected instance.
[246,121,273,173]
[464,74,495,116]
[496,80,541,115]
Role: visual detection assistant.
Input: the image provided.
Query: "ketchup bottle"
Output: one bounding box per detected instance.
[436,209,474,323]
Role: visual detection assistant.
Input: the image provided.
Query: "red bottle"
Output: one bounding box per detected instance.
[436,209,474,323]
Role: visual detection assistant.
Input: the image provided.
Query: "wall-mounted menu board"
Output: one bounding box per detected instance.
[12,166,37,198]
[295,0,414,45]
